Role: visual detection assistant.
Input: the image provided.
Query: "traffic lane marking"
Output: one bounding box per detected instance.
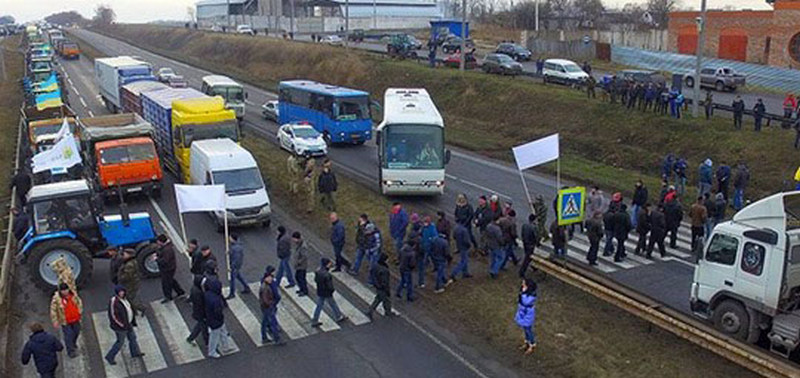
[279,277,340,332]
[134,313,169,372]
[150,300,205,364]
[225,289,266,346]
[248,282,311,340]
[305,271,371,326]
[91,311,133,378]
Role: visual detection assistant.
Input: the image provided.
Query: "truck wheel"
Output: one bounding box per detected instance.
[262,219,271,228]
[685,77,694,88]
[713,300,750,341]
[136,243,160,278]
[715,81,725,92]
[28,239,92,292]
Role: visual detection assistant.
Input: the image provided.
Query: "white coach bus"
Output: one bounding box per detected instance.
[376,88,450,196]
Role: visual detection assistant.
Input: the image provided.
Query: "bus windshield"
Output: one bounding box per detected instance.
[211,86,245,102]
[99,143,156,165]
[212,167,264,194]
[335,96,370,121]
[181,121,239,147]
[383,124,444,169]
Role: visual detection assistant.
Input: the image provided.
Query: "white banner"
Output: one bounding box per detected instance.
[54,117,71,142]
[31,135,82,174]
[512,133,560,171]
[174,184,226,213]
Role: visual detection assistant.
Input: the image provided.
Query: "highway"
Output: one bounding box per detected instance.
[10,34,513,378]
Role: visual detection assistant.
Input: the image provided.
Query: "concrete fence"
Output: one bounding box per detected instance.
[199,15,431,33]
[522,28,669,53]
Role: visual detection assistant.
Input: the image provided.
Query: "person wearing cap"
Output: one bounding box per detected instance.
[105,285,144,365]
[226,234,251,299]
[366,253,393,319]
[21,322,63,377]
[329,212,351,272]
[259,266,284,345]
[488,194,504,221]
[292,232,309,296]
[612,204,632,262]
[49,282,82,358]
[275,226,296,288]
[117,249,145,315]
[349,214,372,276]
[311,258,347,327]
[156,234,185,303]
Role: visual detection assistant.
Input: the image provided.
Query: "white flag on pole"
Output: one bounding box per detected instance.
[174,184,227,213]
[31,134,82,173]
[512,133,560,171]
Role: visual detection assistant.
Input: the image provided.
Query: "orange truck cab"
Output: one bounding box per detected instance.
[79,113,163,199]
[59,41,80,60]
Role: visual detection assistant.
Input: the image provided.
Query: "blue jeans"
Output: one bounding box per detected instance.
[367,248,379,285]
[396,271,413,300]
[499,244,518,271]
[631,204,640,228]
[489,248,504,275]
[260,307,281,343]
[450,248,469,278]
[229,268,248,295]
[417,247,431,286]
[698,182,711,199]
[523,326,536,345]
[393,236,404,255]
[276,258,295,286]
[434,260,446,289]
[352,248,367,273]
[312,296,342,323]
[733,188,744,210]
[677,176,687,197]
[705,220,714,241]
[105,329,141,362]
[62,321,80,355]
[603,230,615,255]
[553,246,566,259]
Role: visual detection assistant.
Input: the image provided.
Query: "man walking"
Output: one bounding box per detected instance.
[602,206,616,256]
[474,196,493,254]
[117,249,145,315]
[293,232,309,296]
[21,322,63,377]
[449,221,473,282]
[349,214,372,276]
[317,159,338,211]
[704,91,713,120]
[10,167,32,207]
[613,204,632,262]
[486,216,504,279]
[518,214,539,277]
[259,266,283,345]
[156,234,185,302]
[276,226,296,288]
[647,204,667,259]
[105,285,144,365]
[698,159,713,199]
[396,241,416,302]
[329,213,351,272]
[664,197,684,249]
[389,203,408,257]
[498,210,519,270]
[634,203,651,256]
[689,196,709,251]
[586,212,603,266]
[732,96,745,129]
[49,283,82,359]
[716,162,731,201]
[303,159,317,213]
[418,216,438,287]
[733,162,750,211]
[550,220,568,261]
[631,180,648,229]
[226,234,250,299]
[311,258,347,327]
[204,279,233,358]
[186,275,208,346]
[287,154,300,194]
[367,254,393,318]
[431,233,449,293]
[454,194,477,249]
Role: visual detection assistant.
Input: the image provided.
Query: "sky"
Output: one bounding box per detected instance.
[1,0,773,23]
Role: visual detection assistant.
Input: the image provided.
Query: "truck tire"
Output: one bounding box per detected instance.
[136,243,160,278]
[685,77,694,88]
[27,239,92,292]
[713,300,750,341]
[715,81,725,92]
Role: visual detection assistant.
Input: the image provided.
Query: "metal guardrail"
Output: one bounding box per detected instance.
[0,117,21,308]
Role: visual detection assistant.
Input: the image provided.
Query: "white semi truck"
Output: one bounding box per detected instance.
[691,191,800,358]
[95,56,155,113]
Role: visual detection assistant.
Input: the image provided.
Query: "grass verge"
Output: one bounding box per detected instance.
[0,36,23,232]
[242,136,753,377]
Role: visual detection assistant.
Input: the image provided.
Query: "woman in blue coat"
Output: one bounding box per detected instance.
[515,278,537,355]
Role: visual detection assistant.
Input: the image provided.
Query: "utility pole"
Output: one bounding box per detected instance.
[459,0,466,71]
[290,0,295,38]
[227,0,231,28]
[373,0,377,30]
[535,0,539,31]
[345,0,350,49]
[692,0,707,118]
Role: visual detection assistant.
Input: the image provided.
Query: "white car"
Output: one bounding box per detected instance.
[156,67,177,81]
[277,123,328,157]
[261,100,279,121]
[236,25,255,36]
[321,35,343,46]
[543,58,589,85]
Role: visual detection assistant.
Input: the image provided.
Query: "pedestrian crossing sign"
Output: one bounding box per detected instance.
[558,187,586,225]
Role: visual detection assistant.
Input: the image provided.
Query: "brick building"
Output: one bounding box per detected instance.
[668,0,800,68]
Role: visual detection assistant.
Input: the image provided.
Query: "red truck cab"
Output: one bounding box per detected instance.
[95,137,162,197]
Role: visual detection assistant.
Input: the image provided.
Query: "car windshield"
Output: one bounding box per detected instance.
[160,68,174,76]
[31,123,63,137]
[211,85,244,102]
[33,197,93,234]
[293,127,319,138]
[564,64,584,73]
[212,167,263,194]
[497,55,514,63]
[181,121,239,147]
[99,142,156,165]
[383,124,444,169]
[513,46,527,52]
[334,96,370,121]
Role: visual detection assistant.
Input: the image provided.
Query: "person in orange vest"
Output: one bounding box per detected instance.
[784,93,797,128]
[49,283,83,358]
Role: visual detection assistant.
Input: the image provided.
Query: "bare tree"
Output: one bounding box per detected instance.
[647,0,678,29]
[93,4,116,26]
[573,0,604,28]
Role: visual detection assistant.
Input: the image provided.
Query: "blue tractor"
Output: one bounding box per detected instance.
[17,179,160,291]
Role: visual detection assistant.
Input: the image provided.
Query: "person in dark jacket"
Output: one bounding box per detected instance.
[431,233,449,293]
[311,258,347,327]
[292,232,309,296]
[647,205,667,258]
[105,285,144,365]
[550,220,568,262]
[664,198,684,249]
[12,207,29,241]
[259,266,283,345]
[732,162,750,211]
[21,322,63,378]
[732,96,745,129]
[753,99,766,131]
[226,233,250,299]
[366,253,393,319]
[156,234,185,303]
[716,162,731,201]
[631,180,648,229]
[186,275,209,345]
[633,203,651,255]
[417,216,438,287]
[486,217,505,278]
[612,204,632,262]
[703,193,716,241]
[189,240,214,276]
[449,222,473,282]
[349,214,372,276]
[275,226,295,288]
[498,210,519,271]
[108,248,123,285]
[10,167,32,207]
[586,212,603,266]
[389,203,409,257]
[396,241,416,301]
[317,159,338,211]
[519,214,539,277]
[204,279,232,358]
[454,193,477,248]
[474,196,493,253]
[602,207,616,256]
[329,212,351,271]
[436,211,452,246]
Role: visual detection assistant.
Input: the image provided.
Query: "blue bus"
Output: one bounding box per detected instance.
[278,80,372,144]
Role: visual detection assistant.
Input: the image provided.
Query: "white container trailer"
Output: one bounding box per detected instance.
[95,56,155,113]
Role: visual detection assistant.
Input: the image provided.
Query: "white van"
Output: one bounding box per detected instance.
[189,139,271,229]
[543,59,589,85]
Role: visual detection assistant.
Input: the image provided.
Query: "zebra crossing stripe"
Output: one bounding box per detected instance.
[279,277,340,332]
[135,314,168,372]
[149,300,205,364]
[305,272,371,326]
[569,235,654,266]
[91,311,131,378]
[331,272,400,316]
[566,238,638,269]
[225,291,265,346]
[534,246,619,273]
[247,282,310,340]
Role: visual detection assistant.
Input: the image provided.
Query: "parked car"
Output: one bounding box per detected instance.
[236,24,255,36]
[443,52,478,69]
[483,53,523,76]
[321,35,343,46]
[441,36,475,54]
[407,35,423,50]
[277,123,328,157]
[542,58,589,85]
[495,43,532,61]
[348,29,365,42]
[617,69,667,87]
[156,67,177,82]
[684,67,746,92]
[262,100,279,121]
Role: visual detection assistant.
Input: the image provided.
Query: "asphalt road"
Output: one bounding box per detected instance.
[10,40,511,378]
